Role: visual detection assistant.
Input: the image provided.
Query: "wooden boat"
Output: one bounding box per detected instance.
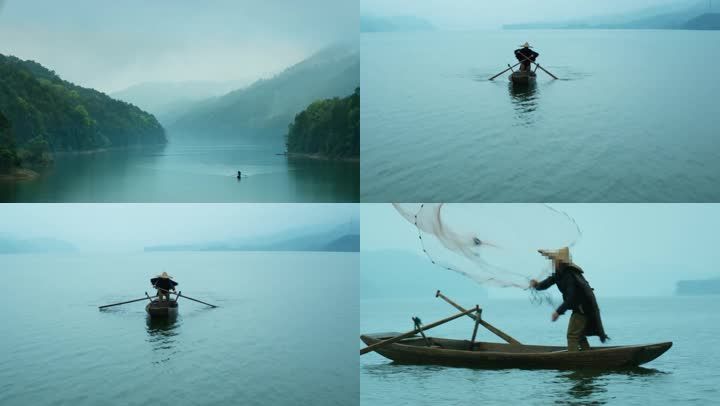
[145,299,179,317]
[360,292,673,370]
[509,70,536,85]
[99,290,216,316]
[360,333,672,370]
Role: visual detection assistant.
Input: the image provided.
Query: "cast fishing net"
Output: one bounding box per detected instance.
[393,203,582,306]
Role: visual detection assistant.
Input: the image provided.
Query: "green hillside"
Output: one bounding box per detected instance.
[286,88,359,160]
[169,44,359,140]
[0,111,18,172]
[0,54,166,154]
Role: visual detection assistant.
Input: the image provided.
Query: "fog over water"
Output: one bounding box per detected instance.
[361,0,701,29]
[0,204,359,252]
[0,0,357,92]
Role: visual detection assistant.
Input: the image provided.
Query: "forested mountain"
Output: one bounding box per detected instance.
[111,80,249,125]
[0,54,166,154]
[169,43,359,140]
[0,111,18,172]
[286,88,359,160]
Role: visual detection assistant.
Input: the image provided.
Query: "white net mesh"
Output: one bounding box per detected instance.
[393,203,582,304]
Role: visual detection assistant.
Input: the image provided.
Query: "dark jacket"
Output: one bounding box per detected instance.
[150,277,178,291]
[536,264,608,342]
[515,47,539,63]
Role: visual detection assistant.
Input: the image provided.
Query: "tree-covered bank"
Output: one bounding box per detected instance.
[285,88,359,160]
[0,111,19,172]
[0,54,166,157]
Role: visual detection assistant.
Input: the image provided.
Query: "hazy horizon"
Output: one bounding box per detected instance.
[360,0,703,30]
[361,204,720,297]
[0,0,357,93]
[0,204,359,253]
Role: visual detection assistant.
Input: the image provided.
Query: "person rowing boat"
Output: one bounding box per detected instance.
[150,271,178,301]
[514,42,539,72]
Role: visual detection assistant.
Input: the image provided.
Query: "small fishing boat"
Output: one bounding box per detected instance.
[360,291,673,370]
[509,70,536,85]
[360,333,672,370]
[99,289,217,316]
[145,299,179,317]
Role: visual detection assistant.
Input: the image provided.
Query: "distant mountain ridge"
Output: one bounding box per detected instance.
[111,79,250,126]
[504,1,717,30]
[144,219,360,253]
[0,235,76,254]
[168,43,359,141]
[684,13,720,29]
[361,15,435,32]
[0,54,165,152]
[676,278,720,295]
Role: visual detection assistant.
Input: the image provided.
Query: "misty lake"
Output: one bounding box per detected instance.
[361,295,719,405]
[0,251,358,406]
[0,142,359,202]
[361,29,720,202]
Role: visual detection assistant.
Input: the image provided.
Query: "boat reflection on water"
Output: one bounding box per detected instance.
[508,82,539,126]
[559,367,665,404]
[146,315,181,362]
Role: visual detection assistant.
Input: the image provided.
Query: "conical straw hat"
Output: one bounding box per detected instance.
[538,247,572,265]
[156,271,173,279]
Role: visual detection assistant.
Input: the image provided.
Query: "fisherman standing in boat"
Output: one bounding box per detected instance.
[150,272,178,301]
[529,247,608,351]
[515,42,539,72]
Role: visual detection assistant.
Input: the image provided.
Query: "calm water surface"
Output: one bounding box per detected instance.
[0,252,358,406]
[0,142,359,202]
[361,30,720,202]
[360,296,719,405]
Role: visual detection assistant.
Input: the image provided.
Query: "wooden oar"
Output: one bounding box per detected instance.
[98,295,157,309]
[156,287,217,308]
[360,307,479,355]
[489,62,521,81]
[435,290,521,345]
[518,54,558,80]
[177,293,217,308]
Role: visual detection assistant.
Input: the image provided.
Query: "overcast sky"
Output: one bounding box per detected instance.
[0,204,358,252]
[361,0,696,30]
[362,204,720,296]
[0,0,357,93]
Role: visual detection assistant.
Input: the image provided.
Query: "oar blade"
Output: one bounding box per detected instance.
[98,295,156,309]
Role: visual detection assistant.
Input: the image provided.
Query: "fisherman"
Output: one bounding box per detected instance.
[150,271,178,301]
[529,247,608,351]
[514,42,539,72]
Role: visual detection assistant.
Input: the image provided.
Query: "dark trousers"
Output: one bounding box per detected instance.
[157,289,172,301]
[519,61,532,72]
[567,311,590,351]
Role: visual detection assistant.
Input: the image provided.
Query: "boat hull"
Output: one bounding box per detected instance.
[509,71,536,85]
[146,299,179,317]
[361,333,672,370]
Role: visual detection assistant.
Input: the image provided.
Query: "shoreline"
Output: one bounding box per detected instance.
[53,142,167,156]
[286,152,359,163]
[0,167,40,182]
